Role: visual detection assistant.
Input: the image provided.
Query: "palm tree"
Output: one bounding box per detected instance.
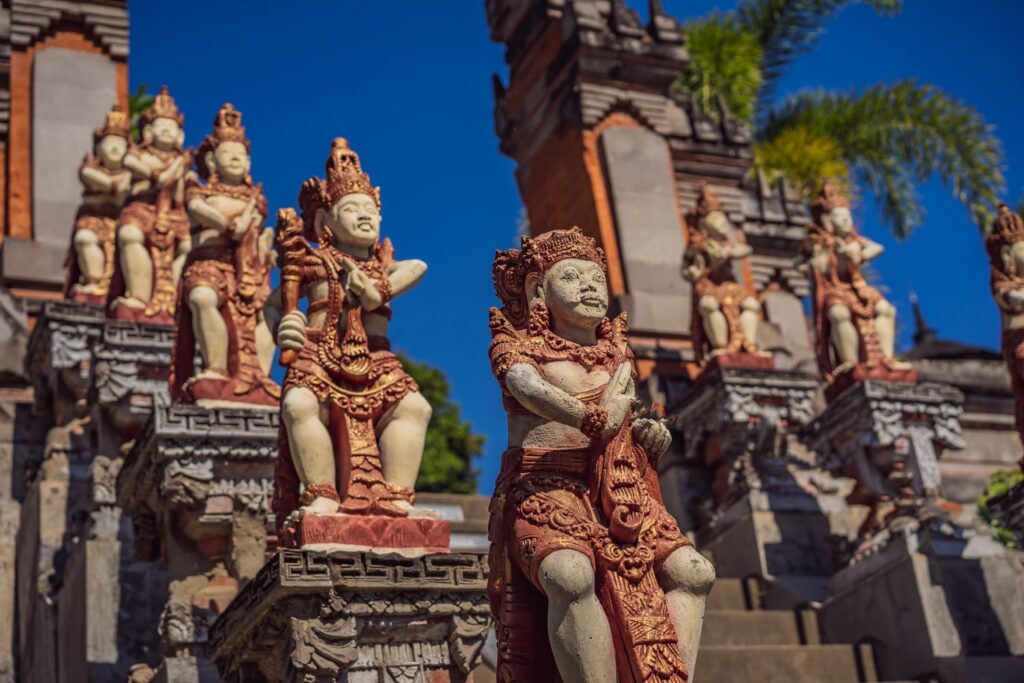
[128,83,156,140]
[679,0,1005,237]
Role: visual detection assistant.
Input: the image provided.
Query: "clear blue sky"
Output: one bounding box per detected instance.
[129,1,1024,493]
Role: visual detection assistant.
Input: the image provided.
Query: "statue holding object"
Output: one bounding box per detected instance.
[488,228,715,683]
[170,103,279,407]
[64,105,132,305]
[799,180,912,391]
[682,182,768,370]
[110,86,192,324]
[987,204,1024,458]
[271,138,432,531]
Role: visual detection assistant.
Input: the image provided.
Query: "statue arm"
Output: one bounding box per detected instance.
[504,363,587,428]
[123,152,150,180]
[860,237,883,262]
[728,242,753,259]
[186,196,230,231]
[385,258,427,298]
[263,285,284,341]
[79,165,115,193]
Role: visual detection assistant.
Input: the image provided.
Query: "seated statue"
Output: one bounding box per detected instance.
[988,204,1024,453]
[799,180,907,382]
[270,138,431,525]
[110,86,192,324]
[488,228,715,683]
[682,182,763,363]
[64,105,132,304]
[170,104,279,406]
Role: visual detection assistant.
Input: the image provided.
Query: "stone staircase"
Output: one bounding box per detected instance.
[697,577,897,683]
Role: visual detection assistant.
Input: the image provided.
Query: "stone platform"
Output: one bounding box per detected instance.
[282,513,451,555]
[208,549,490,683]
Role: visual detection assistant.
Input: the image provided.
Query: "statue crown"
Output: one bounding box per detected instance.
[812,178,851,223]
[93,104,130,142]
[210,103,248,146]
[323,138,379,206]
[994,203,1024,242]
[694,182,723,217]
[141,86,184,127]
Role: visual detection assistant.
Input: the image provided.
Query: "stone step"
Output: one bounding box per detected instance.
[706,577,755,611]
[701,609,818,646]
[696,644,876,683]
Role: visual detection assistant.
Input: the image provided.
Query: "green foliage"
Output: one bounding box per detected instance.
[758,82,1004,236]
[681,15,763,121]
[977,468,1024,549]
[128,83,155,141]
[398,354,483,494]
[677,1,1005,238]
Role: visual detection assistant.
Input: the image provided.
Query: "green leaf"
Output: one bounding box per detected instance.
[756,81,1005,236]
[679,14,763,121]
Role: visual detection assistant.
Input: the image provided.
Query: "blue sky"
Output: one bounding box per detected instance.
[129,1,1024,493]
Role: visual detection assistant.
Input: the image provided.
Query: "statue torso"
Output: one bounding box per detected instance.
[128,146,188,203]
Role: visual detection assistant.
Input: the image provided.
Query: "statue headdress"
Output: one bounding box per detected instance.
[139,85,184,127]
[987,203,1024,268]
[93,104,130,143]
[811,178,851,224]
[298,138,380,239]
[196,103,251,180]
[694,182,723,218]
[685,182,725,250]
[492,227,606,327]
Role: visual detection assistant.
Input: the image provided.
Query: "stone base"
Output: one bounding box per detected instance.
[110,299,174,326]
[281,513,451,554]
[693,352,775,383]
[208,549,490,683]
[824,363,918,402]
[182,375,280,409]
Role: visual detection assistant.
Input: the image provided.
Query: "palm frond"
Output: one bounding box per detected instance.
[680,14,763,121]
[128,83,155,140]
[736,0,901,106]
[757,81,1005,237]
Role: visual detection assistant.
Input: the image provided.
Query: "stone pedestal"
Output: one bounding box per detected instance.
[208,549,490,683]
[673,367,851,604]
[117,404,279,681]
[801,380,965,559]
[820,520,1024,682]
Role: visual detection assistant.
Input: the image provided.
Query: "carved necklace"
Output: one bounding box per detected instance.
[525,304,623,371]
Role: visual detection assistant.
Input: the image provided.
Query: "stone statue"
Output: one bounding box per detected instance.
[799,180,909,385]
[64,105,132,305]
[270,138,431,526]
[110,86,192,324]
[682,182,764,365]
[488,228,715,683]
[987,204,1024,454]
[170,104,279,406]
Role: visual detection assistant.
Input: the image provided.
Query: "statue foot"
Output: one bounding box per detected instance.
[196,369,230,381]
[72,282,100,295]
[393,499,441,519]
[303,496,342,515]
[708,348,728,358]
[113,295,146,309]
[833,361,856,375]
[887,359,913,370]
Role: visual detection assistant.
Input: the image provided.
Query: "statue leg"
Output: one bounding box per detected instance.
[538,550,616,683]
[657,545,716,677]
[172,237,191,290]
[827,304,858,369]
[281,386,338,514]
[739,296,761,347]
[73,228,105,289]
[874,300,897,359]
[117,223,151,303]
[255,313,274,376]
[377,391,432,500]
[186,284,228,375]
[699,295,728,353]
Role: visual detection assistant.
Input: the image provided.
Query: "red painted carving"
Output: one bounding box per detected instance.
[987,204,1024,463]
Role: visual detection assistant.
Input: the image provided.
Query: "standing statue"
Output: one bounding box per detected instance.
[987,204,1024,453]
[682,182,764,365]
[64,105,132,304]
[488,228,715,683]
[271,138,432,527]
[799,180,909,385]
[110,86,192,324]
[170,104,279,406]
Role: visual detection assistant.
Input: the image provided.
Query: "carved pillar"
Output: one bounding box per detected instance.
[117,404,278,681]
[208,550,490,683]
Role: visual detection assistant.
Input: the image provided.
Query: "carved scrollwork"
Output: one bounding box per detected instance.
[288,615,358,679]
[159,459,214,508]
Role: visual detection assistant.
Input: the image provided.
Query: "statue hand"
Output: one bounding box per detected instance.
[603,395,636,440]
[632,418,671,462]
[1008,289,1024,310]
[340,258,383,310]
[277,310,308,351]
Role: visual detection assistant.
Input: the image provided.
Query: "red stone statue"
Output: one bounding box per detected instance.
[987,204,1024,460]
[488,228,715,683]
[170,104,279,407]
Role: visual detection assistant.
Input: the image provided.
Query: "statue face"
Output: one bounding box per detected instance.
[149,117,182,150]
[828,207,854,235]
[541,259,609,329]
[96,135,127,168]
[702,211,731,239]
[210,141,250,183]
[322,192,380,248]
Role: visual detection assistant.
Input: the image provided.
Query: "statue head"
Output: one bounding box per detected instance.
[988,204,1024,274]
[691,182,731,240]
[197,104,252,184]
[92,105,129,169]
[812,179,854,236]
[139,86,185,151]
[299,138,382,249]
[492,228,609,331]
